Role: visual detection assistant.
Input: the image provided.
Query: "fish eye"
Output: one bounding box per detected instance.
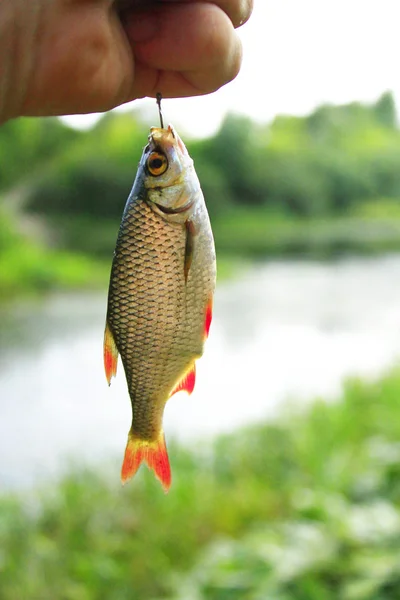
[147,151,168,176]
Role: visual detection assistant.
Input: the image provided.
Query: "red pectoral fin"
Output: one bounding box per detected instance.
[184,219,196,283]
[170,363,196,397]
[204,298,213,339]
[121,430,171,492]
[104,321,118,385]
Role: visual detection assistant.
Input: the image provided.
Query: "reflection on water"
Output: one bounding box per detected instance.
[2,255,400,489]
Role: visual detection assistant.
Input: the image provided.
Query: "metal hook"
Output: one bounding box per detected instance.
[156,93,164,129]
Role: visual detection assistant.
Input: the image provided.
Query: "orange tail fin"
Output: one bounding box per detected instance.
[121,430,171,492]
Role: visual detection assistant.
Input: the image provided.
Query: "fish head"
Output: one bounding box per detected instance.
[140,125,200,222]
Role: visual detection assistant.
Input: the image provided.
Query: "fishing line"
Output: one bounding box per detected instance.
[156,93,164,129]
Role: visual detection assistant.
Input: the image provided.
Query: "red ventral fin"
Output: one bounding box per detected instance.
[204,298,213,339]
[104,321,118,385]
[121,430,171,492]
[169,363,196,398]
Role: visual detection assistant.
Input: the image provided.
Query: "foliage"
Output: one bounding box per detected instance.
[0,117,81,191]
[0,210,107,299]
[3,92,400,296]
[18,92,400,257]
[2,370,400,598]
[2,94,400,223]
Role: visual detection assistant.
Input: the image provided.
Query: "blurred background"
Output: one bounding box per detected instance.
[3,0,400,598]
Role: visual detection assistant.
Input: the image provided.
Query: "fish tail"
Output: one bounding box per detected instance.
[121,429,171,492]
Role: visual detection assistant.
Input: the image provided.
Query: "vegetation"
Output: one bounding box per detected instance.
[2,369,400,598]
[0,210,107,299]
[3,94,400,599]
[2,92,400,298]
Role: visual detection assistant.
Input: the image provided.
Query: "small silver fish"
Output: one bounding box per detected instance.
[104,122,216,491]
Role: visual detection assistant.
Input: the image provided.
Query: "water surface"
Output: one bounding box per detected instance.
[2,255,400,489]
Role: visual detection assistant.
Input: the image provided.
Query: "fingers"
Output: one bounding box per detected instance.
[10,0,249,121]
[117,0,253,29]
[214,0,253,26]
[123,2,242,98]
[156,0,253,28]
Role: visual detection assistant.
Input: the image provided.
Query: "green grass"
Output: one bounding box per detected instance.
[2,369,400,599]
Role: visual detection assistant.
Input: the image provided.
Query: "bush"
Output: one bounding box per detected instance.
[3,370,400,598]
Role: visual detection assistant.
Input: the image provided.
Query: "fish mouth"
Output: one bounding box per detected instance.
[154,199,194,215]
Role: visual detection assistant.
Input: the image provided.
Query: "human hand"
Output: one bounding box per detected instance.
[0,0,252,123]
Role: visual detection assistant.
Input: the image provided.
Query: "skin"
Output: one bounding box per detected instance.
[0,0,253,124]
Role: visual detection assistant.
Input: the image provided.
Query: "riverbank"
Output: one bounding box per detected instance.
[4,206,400,301]
[2,368,400,599]
[214,207,400,259]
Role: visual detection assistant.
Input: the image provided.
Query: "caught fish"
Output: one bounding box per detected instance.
[104,100,216,492]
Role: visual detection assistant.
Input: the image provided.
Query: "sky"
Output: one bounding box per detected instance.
[61,0,400,138]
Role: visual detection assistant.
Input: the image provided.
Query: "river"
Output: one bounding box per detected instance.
[2,254,400,490]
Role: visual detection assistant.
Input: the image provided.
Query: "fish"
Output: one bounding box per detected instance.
[103,120,216,492]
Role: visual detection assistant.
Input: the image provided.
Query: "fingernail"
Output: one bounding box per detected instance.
[128,12,159,43]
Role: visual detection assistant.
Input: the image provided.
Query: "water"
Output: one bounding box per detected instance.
[2,254,400,489]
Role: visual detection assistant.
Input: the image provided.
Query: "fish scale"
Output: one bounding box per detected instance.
[104,124,216,491]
